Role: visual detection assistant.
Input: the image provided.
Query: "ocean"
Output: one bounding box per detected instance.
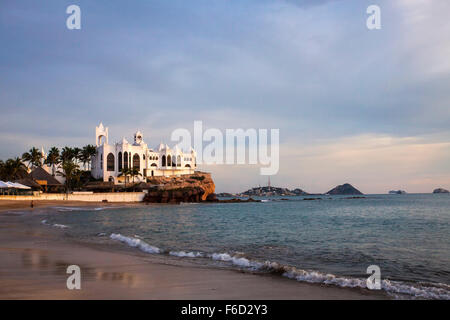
[40,194,450,299]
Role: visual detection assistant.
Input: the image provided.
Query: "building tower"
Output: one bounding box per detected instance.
[95,123,109,146]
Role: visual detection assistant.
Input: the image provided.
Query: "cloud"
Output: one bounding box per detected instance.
[1,0,449,193]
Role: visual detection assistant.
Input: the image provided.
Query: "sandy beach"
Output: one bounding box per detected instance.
[0,200,388,300]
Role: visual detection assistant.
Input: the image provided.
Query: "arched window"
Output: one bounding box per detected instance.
[185,164,191,168]
[118,152,122,171]
[124,152,129,169]
[162,155,166,166]
[133,154,140,171]
[177,155,181,167]
[167,155,172,167]
[107,153,115,171]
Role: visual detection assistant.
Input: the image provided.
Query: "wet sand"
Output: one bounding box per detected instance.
[0,201,388,299]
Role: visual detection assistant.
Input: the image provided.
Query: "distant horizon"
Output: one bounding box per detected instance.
[1,0,450,194]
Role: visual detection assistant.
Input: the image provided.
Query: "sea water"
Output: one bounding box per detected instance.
[41,194,450,299]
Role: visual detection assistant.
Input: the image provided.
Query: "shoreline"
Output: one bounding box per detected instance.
[0,202,388,299]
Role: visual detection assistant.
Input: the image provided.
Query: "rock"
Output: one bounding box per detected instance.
[206,193,219,202]
[389,190,407,194]
[238,186,309,197]
[218,197,261,203]
[142,171,215,203]
[433,188,449,194]
[326,183,363,195]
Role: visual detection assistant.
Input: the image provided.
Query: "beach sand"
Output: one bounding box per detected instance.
[0,200,388,299]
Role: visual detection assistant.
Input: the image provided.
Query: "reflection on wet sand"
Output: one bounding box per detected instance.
[17,247,138,288]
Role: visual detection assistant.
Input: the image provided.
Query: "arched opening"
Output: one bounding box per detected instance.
[133,154,140,171]
[108,176,114,182]
[124,152,128,169]
[177,155,181,167]
[151,170,154,177]
[151,163,157,167]
[107,153,115,171]
[118,152,122,171]
[185,164,191,168]
[167,155,171,167]
[98,135,106,146]
[162,155,166,167]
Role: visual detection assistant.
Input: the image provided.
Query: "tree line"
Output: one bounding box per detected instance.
[0,145,97,191]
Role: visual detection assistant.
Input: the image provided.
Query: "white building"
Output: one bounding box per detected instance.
[91,123,197,183]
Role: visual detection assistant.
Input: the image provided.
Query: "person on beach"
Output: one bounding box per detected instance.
[30,200,34,209]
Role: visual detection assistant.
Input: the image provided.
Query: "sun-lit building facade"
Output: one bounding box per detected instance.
[91,123,196,183]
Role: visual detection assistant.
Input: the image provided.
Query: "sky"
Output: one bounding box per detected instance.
[1,0,450,193]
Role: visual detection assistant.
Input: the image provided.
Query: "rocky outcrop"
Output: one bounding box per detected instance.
[389,190,407,194]
[326,183,363,195]
[433,188,449,194]
[239,186,309,197]
[142,171,215,203]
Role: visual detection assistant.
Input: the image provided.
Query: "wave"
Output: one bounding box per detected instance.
[169,251,203,258]
[52,206,105,212]
[41,220,69,229]
[105,234,450,299]
[110,233,161,254]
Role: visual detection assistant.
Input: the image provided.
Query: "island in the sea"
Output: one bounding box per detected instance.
[389,190,407,194]
[218,183,364,197]
[326,183,363,195]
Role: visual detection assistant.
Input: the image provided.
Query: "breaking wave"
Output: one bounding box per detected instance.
[106,234,450,299]
[41,220,69,229]
[110,233,161,254]
[169,251,203,258]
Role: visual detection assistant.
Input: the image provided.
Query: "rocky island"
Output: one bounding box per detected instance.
[238,186,309,197]
[389,190,407,194]
[433,188,449,194]
[326,183,363,195]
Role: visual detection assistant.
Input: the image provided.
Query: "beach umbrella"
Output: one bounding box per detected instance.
[0,181,10,188]
[12,182,32,190]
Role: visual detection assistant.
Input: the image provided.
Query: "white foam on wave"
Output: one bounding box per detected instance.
[102,234,450,300]
[110,233,161,254]
[41,220,69,229]
[169,251,203,258]
[210,252,262,268]
[53,206,105,212]
[258,261,450,300]
[52,223,69,229]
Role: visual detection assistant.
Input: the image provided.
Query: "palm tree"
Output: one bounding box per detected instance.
[73,147,82,164]
[1,158,28,180]
[118,167,131,187]
[45,147,60,176]
[22,147,43,168]
[0,160,4,180]
[129,167,142,184]
[57,160,80,192]
[61,147,76,164]
[80,144,96,171]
